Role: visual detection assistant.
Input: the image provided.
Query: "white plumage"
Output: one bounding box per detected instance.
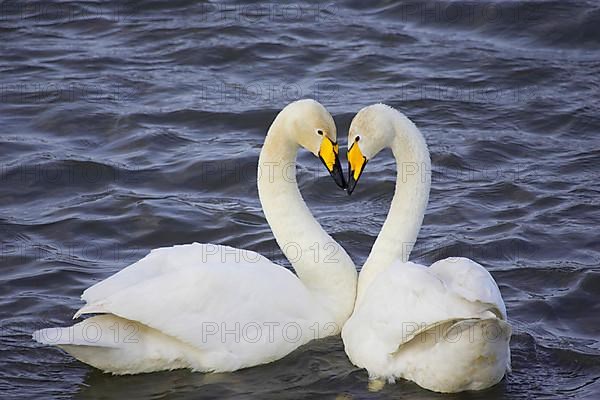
[343,258,511,392]
[34,99,357,375]
[36,244,335,374]
[342,104,511,393]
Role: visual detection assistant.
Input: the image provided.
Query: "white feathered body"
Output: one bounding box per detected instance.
[33,100,358,375]
[34,243,340,374]
[342,257,511,393]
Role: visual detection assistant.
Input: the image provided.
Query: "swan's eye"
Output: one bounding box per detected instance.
[355,136,360,142]
[317,129,324,135]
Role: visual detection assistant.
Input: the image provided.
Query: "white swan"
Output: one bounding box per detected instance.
[341,104,511,393]
[33,99,357,375]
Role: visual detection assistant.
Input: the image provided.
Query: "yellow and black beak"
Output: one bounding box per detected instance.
[318,136,347,189]
[347,141,367,195]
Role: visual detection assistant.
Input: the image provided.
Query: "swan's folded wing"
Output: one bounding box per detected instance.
[81,243,272,307]
[75,245,330,369]
[350,264,455,348]
[347,262,499,356]
[428,257,507,319]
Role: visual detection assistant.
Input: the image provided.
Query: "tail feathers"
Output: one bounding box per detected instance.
[389,317,512,392]
[33,314,198,374]
[449,317,513,374]
[393,317,512,356]
[395,318,465,348]
[73,302,110,319]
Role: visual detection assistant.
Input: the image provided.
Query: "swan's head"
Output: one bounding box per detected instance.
[346,104,396,194]
[282,99,346,189]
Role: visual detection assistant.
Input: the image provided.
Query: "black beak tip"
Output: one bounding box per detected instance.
[346,157,366,196]
[332,164,347,189]
[322,154,347,190]
[346,172,357,195]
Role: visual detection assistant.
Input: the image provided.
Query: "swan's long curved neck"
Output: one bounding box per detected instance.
[356,113,431,304]
[257,117,356,326]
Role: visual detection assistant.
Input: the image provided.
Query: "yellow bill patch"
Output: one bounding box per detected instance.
[319,137,338,172]
[348,142,366,180]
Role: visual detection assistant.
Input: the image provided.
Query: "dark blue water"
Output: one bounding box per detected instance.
[1,1,599,399]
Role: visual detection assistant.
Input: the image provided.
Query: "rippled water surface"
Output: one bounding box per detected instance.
[1,1,600,399]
